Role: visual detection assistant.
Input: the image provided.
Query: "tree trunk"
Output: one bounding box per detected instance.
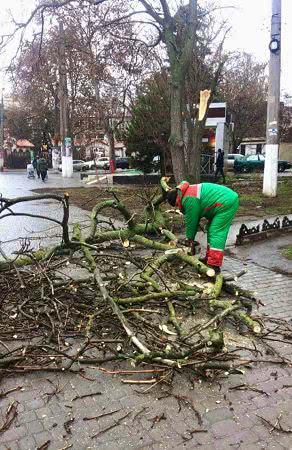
[105,122,115,165]
[169,80,187,183]
[189,120,204,183]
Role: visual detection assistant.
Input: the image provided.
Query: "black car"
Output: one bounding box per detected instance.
[116,157,130,169]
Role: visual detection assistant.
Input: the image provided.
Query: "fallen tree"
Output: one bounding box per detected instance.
[0,178,265,377]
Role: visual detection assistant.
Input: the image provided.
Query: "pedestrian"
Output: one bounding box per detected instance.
[32,157,37,172]
[165,180,239,272]
[35,155,41,178]
[37,156,48,182]
[215,148,226,184]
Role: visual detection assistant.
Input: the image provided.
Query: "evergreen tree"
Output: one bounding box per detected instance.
[123,71,170,174]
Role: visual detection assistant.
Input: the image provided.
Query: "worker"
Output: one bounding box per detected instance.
[165,181,239,272]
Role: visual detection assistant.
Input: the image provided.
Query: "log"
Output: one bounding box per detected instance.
[132,235,216,278]
[72,223,96,272]
[211,274,224,298]
[89,199,136,239]
[160,177,172,192]
[210,299,262,334]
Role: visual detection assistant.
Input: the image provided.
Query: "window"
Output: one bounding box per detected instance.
[247,155,258,161]
[258,155,265,161]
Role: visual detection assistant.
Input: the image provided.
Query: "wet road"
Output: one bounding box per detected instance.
[1,170,292,257]
[0,170,90,256]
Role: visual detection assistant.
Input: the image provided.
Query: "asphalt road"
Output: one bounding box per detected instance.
[0,170,90,256]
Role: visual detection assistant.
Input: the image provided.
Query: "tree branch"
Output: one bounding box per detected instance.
[138,0,164,25]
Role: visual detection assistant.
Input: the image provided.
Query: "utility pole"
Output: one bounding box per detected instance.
[0,91,4,172]
[263,0,282,197]
[58,22,72,177]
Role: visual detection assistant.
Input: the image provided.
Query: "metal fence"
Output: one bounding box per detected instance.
[200,154,214,175]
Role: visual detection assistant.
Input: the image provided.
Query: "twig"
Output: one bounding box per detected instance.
[91,411,131,438]
[121,379,157,384]
[229,383,269,397]
[172,394,203,425]
[37,441,51,450]
[72,391,102,401]
[94,268,150,354]
[0,386,23,398]
[0,401,19,434]
[257,413,292,434]
[148,412,167,429]
[100,368,167,375]
[83,409,121,421]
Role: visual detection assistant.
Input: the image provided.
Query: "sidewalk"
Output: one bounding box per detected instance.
[223,255,292,319]
[0,254,292,450]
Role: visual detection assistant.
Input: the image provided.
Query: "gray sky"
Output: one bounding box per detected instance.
[0,0,291,95]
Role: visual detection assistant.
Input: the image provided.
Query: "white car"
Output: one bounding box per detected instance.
[227,153,244,169]
[58,160,86,172]
[83,160,96,170]
[96,157,110,169]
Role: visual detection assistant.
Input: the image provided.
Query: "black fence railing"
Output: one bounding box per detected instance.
[236,216,292,245]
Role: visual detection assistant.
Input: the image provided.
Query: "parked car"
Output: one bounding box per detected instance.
[58,160,86,172]
[83,160,96,170]
[227,153,244,169]
[234,153,292,173]
[116,157,130,169]
[96,157,110,169]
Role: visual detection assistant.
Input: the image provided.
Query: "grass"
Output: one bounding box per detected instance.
[225,176,292,218]
[34,174,292,221]
[282,246,292,260]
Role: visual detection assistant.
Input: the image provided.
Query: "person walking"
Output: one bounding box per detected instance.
[37,156,48,182]
[32,157,37,172]
[165,180,239,272]
[215,149,226,184]
[35,155,41,178]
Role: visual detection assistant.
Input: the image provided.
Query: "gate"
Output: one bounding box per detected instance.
[200,154,214,175]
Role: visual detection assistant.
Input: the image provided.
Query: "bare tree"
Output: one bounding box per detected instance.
[2,0,230,180]
[218,53,268,150]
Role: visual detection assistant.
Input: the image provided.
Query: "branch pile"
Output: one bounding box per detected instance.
[0,179,265,378]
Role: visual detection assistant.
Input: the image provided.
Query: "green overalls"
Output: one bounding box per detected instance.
[176,181,239,266]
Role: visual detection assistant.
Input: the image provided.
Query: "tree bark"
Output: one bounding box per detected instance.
[169,78,187,183]
[189,120,204,183]
[105,121,116,165]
